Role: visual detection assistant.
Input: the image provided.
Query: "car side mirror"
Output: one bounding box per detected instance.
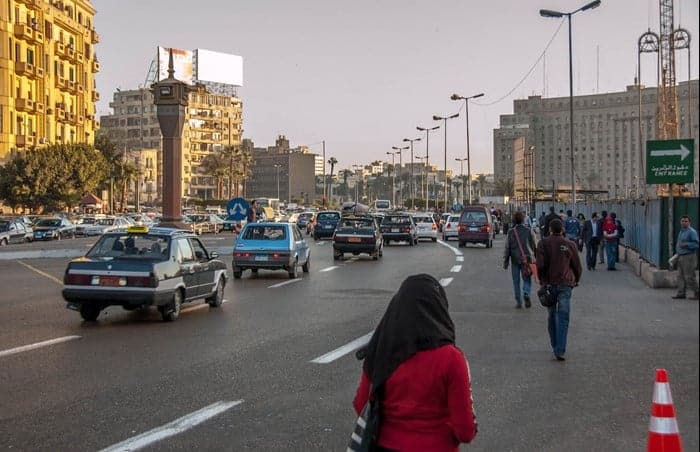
[210,251,219,259]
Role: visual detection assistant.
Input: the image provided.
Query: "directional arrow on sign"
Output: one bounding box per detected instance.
[232,203,245,215]
[650,144,691,160]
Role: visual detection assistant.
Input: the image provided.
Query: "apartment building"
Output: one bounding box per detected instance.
[98,85,243,203]
[0,0,100,160]
[494,80,699,198]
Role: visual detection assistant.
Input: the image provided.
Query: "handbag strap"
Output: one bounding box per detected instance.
[512,225,528,263]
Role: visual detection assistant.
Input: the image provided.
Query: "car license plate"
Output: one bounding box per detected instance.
[324,225,333,229]
[391,228,399,233]
[99,276,121,287]
[348,237,361,243]
[469,227,478,232]
[254,255,268,261]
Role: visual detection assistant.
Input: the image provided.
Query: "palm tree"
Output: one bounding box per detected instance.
[327,157,338,202]
[477,174,487,199]
[494,178,514,197]
[340,169,353,200]
[200,153,227,199]
[220,145,238,198]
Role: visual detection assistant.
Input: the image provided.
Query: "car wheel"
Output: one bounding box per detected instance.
[385,239,390,245]
[80,304,100,322]
[372,250,379,261]
[251,268,259,274]
[333,250,343,260]
[409,238,415,247]
[161,290,182,322]
[289,260,299,279]
[233,269,243,279]
[486,240,492,248]
[0,238,7,246]
[302,256,310,273]
[458,241,465,248]
[55,233,61,241]
[431,237,437,243]
[206,277,225,307]
[313,234,319,241]
[379,247,383,258]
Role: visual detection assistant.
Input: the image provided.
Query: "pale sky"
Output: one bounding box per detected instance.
[93,0,699,175]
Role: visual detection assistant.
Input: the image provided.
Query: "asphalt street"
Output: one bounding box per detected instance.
[0,233,698,451]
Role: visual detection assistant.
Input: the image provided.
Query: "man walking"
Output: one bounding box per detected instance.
[602,213,619,270]
[536,219,582,361]
[597,210,607,265]
[503,211,537,309]
[672,215,699,300]
[564,209,581,243]
[582,212,600,270]
[542,206,559,238]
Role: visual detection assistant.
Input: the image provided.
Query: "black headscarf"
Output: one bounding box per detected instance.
[361,274,455,389]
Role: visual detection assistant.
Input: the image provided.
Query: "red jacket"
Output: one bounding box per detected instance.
[602,217,618,241]
[353,345,477,451]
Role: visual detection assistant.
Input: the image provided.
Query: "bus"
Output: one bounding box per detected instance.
[372,199,392,212]
[256,198,281,212]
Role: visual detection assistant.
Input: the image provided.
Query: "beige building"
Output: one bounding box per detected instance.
[98,85,243,204]
[494,80,699,199]
[0,0,100,161]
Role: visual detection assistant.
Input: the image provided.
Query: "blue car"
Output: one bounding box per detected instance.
[313,211,341,240]
[232,222,310,279]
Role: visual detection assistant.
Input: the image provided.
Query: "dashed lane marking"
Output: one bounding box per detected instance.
[437,240,463,256]
[268,278,303,288]
[310,332,374,364]
[439,277,453,287]
[319,266,339,272]
[0,335,81,359]
[450,265,462,273]
[18,260,63,285]
[99,400,243,452]
[456,256,464,262]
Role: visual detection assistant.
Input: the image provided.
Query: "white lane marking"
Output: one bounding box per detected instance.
[311,332,374,364]
[100,400,243,452]
[450,265,462,273]
[439,277,453,287]
[268,278,303,288]
[0,335,81,358]
[456,256,464,262]
[437,240,462,256]
[319,266,339,272]
[316,241,325,246]
[18,260,63,285]
[180,299,228,314]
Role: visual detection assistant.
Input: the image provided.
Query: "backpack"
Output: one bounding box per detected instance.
[616,220,625,239]
[565,217,580,236]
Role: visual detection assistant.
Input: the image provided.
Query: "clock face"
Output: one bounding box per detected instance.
[159,86,172,96]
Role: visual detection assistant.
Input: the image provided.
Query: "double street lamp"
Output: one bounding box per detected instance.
[416,125,440,211]
[540,0,601,207]
[433,113,460,211]
[386,150,400,208]
[402,137,422,209]
[391,145,409,207]
[450,92,484,205]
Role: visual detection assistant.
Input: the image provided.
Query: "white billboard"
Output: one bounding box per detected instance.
[195,49,243,87]
[157,46,194,84]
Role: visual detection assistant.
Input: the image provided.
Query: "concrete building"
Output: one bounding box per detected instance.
[98,85,242,203]
[246,136,317,204]
[1,0,100,160]
[494,80,699,199]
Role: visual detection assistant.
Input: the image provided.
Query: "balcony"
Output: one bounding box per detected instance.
[33,102,45,114]
[16,98,35,112]
[35,66,45,78]
[16,135,35,148]
[13,23,33,41]
[54,41,65,56]
[14,61,36,78]
[91,91,100,102]
[67,112,77,124]
[29,30,44,44]
[77,84,84,95]
[78,115,85,123]
[55,77,68,90]
[65,47,76,62]
[91,29,100,43]
[75,53,84,64]
[91,60,100,73]
[66,80,77,94]
[55,108,66,121]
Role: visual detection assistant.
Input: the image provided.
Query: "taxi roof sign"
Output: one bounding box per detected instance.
[126,225,150,234]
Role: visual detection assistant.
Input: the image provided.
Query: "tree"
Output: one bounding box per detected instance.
[199,153,227,199]
[477,174,487,199]
[494,178,514,197]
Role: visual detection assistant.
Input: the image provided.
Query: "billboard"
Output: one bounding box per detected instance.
[157,46,194,84]
[195,49,243,87]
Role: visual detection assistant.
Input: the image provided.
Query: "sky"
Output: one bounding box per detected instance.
[92,0,699,176]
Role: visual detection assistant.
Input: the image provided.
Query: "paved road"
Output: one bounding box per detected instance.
[0,233,697,451]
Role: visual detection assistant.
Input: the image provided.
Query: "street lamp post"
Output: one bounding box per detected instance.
[402,137,421,210]
[433,113,460,211]
[386,151,400,207]
[391,145,409,207]
[450,92,484,205]
[540,0,601,208]
[455,157,467,205]
[416,125,440,211]
[415,155,427,208]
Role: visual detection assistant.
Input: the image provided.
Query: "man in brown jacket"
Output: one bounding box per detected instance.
[536,219,582,361]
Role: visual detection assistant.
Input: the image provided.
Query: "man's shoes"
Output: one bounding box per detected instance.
[524,294,531,308]
[515,304,523,309]
[555,355,566,361]
[671,294,686,299]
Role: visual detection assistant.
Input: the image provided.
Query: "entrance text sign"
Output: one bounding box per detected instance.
[646,139,695,184]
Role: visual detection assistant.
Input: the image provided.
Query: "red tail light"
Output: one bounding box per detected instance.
[272,253,289,259]
[234,252,251,258]
[403,227,411,233]
[445,223,451,229]
[64,273,91,285]
[127,274,158,287]
[432,224,437,230]
[458,225,466,234]
[481,225,491,233]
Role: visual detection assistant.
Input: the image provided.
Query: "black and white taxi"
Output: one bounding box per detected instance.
[62,226,228,322]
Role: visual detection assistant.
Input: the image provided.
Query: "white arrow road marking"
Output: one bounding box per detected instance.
[100,400,243,452]
[650,144,691,160]
[439,277,453,287]
[456,256,464,262]
[311,332,374,364]
[0,336,81,358]
[319,266,339,272]
[437,240,463,255]
[268,278,303,288]
[450,265,462,273]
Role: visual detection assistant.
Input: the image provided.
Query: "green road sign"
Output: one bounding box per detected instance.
[646,139,695,184]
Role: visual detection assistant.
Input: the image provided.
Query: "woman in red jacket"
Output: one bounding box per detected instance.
[353,274,477,452]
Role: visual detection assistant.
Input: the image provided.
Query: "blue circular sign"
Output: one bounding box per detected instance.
[226,197,250,221]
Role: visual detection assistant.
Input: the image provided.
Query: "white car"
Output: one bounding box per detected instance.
[441,214,462,241]
[412,214,438,242]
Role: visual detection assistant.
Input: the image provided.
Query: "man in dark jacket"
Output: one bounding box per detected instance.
[542,206,560,238]
[503,211,537,308]
[582,212,600,270]
[536,219,582,361]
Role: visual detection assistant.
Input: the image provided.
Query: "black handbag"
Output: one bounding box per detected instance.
[537,285,558,307]
[347,386,382,452]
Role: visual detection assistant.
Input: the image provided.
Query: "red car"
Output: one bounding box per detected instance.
[457,206,493,248]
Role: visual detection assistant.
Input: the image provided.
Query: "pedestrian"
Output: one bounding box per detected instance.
[597,210,608,265]
[536,219,582,361]
[582,212,601,270]
[353,274,478,451]
[564,209,581,242]
[503,211,536,309]
[672,215,699,300]
[602,213,619,270]
[611,212,625,243]
[542,206,560,238]
[247,199,257,223]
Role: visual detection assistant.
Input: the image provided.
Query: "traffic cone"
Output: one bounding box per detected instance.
[647,368,682,452]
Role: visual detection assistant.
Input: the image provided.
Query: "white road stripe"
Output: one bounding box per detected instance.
[316,241,325,246]
[437,240,462,256]
[268,278,303,288]
[311,332,374,364]
[319,266,339,272]
[456,256,464,262]
[450,265,462,273]
[100,400,243,452]
[18,260,63,285]
[0,335,81,358]
[439,277,453,287]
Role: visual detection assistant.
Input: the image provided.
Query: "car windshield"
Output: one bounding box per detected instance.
[76,217,97,225]
[338,218,375,231]
[0,220,10,231]
[375,201,390,209]
[86,234,170,260]
[382,216,411,225]
[413,216,433,224]
[95,218,115,226]
[462,211,487,222]
[449,216,461,222]
[317,212,340,221]
[243,225,287,240]
[36,219,61,227]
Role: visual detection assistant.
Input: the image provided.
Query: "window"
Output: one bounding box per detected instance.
[175,239,195,262]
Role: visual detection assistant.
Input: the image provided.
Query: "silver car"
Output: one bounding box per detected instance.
[412,213,438,242]
[441,215,462,241]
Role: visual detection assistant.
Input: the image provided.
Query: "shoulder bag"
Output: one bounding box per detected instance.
[513,226,538,282]
[347,385,381,452]
[537,285,558,307]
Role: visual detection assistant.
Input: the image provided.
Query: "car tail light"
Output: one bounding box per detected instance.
[403,227,411,233]
[445,223,451,229]
[458,225,466,234]
[334,235,346,243]
[481,225,491,233]
[432,224,437,230]
[128,273,158,287]
[272,252,289,259]
[64,273,91,285]
[234,252,251,258]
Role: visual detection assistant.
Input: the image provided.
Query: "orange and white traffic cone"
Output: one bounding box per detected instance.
[647,368,682,452]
